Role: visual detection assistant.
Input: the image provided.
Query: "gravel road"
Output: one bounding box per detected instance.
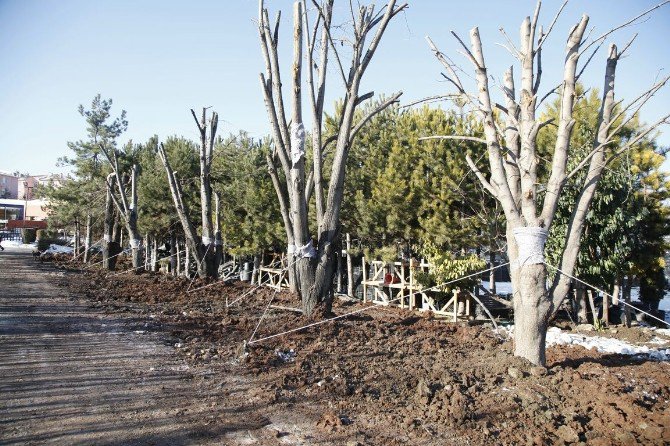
[0,248,297,445]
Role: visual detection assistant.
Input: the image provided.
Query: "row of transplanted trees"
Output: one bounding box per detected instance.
[42,0,670,366]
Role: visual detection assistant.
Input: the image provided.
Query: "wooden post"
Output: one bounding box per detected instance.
[623,276,632,327]
[362,256,367,303]
[336,251,343,293]
[603,291,609,326]
[453,289,459,322]
[144,233,150,271]
[176,238,182,276]
[346,233,354,298]
[184,243,191,277]
[409,258,415,309]
[489,250,496,295]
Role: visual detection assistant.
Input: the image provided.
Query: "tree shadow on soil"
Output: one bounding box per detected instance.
[550,353,653,369]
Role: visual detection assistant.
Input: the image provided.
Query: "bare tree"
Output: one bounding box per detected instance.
[102,155,143,270]
[102,174,123,270]
[258,0,406,316]
[427,0,669,365]
[157,107,219,279]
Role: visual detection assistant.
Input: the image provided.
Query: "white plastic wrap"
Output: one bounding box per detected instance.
[512,227,548,268]
[290,122,305,166]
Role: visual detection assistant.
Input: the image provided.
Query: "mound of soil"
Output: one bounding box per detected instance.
[61,262,670,445]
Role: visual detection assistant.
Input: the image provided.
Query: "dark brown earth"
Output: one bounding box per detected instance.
[3,249,670,445]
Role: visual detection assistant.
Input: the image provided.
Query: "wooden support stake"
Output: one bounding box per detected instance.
[346,233,354,298]
[362,256,367,303]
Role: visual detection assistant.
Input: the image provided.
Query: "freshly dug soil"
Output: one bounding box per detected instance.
[57,260,670,445]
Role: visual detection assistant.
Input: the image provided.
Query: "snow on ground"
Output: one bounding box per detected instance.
[495,326,670,361]
[42,244,73,254]
[1,240,37,250]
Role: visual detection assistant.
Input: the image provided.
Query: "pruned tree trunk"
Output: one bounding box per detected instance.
[427,2,669,365]
[83,213,92,263]
[259,0,405,315]
[170,232,177,276]
[176,237,182,277]
[103,155,143,270]
[157,108,219,279]
[73,219,80,256]
[251,254,261,284]
[103,175,120,270]
[151,237,158,272]
[576,284,588,323]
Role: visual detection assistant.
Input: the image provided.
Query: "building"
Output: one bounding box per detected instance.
[0,173,63,229]
[0,171,19,199]
[18,174,66,200]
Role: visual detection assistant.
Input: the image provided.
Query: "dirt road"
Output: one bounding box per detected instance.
[0,249,309,445]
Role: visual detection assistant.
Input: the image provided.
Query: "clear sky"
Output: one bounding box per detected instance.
[1,0,669,175]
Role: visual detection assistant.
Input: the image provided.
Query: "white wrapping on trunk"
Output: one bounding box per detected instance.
[201,236,213,245]
[103,234,111,242]
[290,122,305,165]
[287,244,296,254]
[214,239,223,246]
[295,240,316,258]
[512,227,548,269]
[129,238,142,249]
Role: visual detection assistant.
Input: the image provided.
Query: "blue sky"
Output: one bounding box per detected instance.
[1,0,669,175]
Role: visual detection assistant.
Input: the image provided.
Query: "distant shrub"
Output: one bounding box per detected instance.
[22,228,37,244]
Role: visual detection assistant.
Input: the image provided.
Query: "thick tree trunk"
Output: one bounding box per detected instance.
[251,254,261,284]
[513,263,551,366]
[258,0,404,314]
[576,284,588,323]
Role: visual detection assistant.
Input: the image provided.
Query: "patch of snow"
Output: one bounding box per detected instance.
[2,240,37,249]
[493,325,670,361]
[545,327,670,361]
[648,336,670,346]
[275,348,296,363]
[43,244,73,254]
